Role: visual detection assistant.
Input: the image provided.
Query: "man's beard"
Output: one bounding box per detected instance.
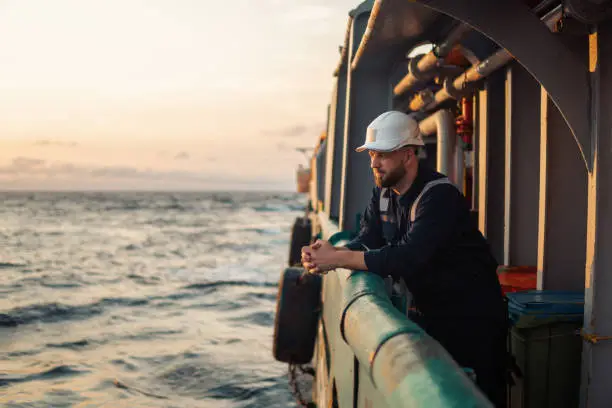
[374,165,406,188]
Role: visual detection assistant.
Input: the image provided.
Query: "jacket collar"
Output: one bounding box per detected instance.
[398,163,437,206]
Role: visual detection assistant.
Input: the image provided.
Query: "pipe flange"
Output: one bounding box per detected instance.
[409,89,435,112]
[409,55,437,82]
[435,66,467,89]
[443,76,472,101]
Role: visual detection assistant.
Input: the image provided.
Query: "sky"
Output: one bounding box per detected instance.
[0,0,359,191]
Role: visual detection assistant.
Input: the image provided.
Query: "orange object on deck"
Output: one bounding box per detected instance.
[296,166,310,193]
[497,265,537,295]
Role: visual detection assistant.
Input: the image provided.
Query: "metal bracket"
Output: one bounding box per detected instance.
[408,55,435,82]
[565,0,612,24]
[435,65,466,82]
[409,88,435,112]
[411,0,592,171]
[580,328,612,344]
[408,57,464,88]
[443,74,474,100]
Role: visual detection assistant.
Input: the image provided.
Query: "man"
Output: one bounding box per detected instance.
[302,110,508,407]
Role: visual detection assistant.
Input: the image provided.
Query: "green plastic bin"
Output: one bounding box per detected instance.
[507,291,584,408]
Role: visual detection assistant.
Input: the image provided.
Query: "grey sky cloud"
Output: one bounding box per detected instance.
[0,157,290,190]
[265,123,325,138]
[276,142,291,151]
[10,157,47,170]
[33,139,79,147]
[0,157,196,180]
[174,152,190,160]
[276,142,314,154]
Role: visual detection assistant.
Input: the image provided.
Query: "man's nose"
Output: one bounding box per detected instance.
[371,156,380,169]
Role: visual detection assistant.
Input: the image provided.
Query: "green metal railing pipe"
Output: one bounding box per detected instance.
[339,271,494,408]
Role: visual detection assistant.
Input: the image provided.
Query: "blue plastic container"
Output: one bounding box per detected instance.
[506,290,584,329]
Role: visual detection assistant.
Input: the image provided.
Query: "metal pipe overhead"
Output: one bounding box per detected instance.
[407,5,563,112]
[419,109,456,180]
[393,24,472,96]
[411,49,512,111]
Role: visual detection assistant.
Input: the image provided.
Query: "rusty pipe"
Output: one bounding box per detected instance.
[413,49,513,112]
[350,0,383,71]
[393,24,471,96]
[409,5,563,112]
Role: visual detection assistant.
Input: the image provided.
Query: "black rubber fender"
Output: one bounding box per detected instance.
[288,216,312,267]
[273,267,322,364]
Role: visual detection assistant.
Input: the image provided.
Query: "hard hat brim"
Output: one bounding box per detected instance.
[355,139,424,153]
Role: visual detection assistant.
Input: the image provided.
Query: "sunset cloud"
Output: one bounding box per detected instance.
[33,140,79,147]
[0,156,292,190]
[174,152,190,160]
[0,0,355,190]
[0,157,203,181]
[264,123,326,139]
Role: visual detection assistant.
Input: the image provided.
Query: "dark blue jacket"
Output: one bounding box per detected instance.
[345,165,506,320]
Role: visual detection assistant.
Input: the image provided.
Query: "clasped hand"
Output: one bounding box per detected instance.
[301,239,337,275]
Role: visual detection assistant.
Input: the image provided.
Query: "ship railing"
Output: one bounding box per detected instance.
[317,211,494,408]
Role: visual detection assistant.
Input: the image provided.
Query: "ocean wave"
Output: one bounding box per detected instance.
[39,281,83,289]
[46,339,92,349]
[4,348,43,358]
[184,299,242,311]
[229,311,274,327]
[0,302,103,326]
[152,359,288,405]
[0,297,151,327]
[252,204,302,212]
[0,262,27,269]
[0,191,303,407]
[113,379,170,400]
[126,273,162,285]
[211,194,236,205]
[0,282,279,327]
[118,328,184,342]
[182,280,278,291]
[242,227,283,235]
[0,365,87,387]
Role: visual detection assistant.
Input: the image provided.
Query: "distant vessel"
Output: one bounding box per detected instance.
[275,1,612,407]
[296,164,310,194]
[295,147,314,194]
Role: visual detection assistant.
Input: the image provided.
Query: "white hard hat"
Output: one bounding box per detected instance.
[355,110,424,152]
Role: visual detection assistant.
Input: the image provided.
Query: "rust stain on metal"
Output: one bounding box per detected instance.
[351,0,382,70]
[589,32,598,73]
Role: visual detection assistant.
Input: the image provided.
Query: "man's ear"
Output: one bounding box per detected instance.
[401,149,412,166]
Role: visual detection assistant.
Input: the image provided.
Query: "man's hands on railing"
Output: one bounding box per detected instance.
[301,240,340,274]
